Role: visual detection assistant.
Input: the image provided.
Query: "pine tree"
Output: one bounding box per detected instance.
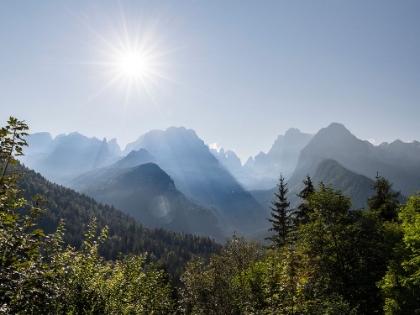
[266,175,292,248]
[367,173,400,222]
[295,174,315,225]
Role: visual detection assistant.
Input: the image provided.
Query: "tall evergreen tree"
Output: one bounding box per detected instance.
[295,174,315,225]
[266,175,292,248]
[367,173,400,221]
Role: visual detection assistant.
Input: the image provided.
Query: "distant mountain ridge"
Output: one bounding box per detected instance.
[20,123,419,239]
[244,128,313,179]
[250,158,379,216]
[20,132,122,184]
[289,123,420,196]
[210,128,313,189]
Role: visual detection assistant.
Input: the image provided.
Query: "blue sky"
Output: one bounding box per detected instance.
[1,1,419,162]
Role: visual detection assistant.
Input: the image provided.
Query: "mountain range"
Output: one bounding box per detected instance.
[20,122,420,240]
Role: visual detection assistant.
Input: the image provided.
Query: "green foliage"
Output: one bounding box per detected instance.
[180,234,265,315]
[295,183,393,313]
[0,117,177,314]
[367,173,400,221]
[179,167,419,315]
[0,117,51,313]
[180,233,358,315]
[267,175,293,248]
[379,192,420,314]
[295,174,315,225]
[18,165,222,284]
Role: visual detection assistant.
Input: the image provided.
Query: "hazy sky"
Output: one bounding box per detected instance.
[1,1,419,162]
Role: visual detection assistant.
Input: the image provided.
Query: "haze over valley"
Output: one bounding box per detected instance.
[19,122,419,240]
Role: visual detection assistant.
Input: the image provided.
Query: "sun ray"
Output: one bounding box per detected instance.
[86,72,126,104]
[72,2,187,121]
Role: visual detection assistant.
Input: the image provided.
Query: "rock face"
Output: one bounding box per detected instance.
[24,132,54,153]
[107,138,122,156]
[209,148,259,189]
[19,132,121,184]
[19,132,56,170]
[211,148,243,172]
[242,128,313,188]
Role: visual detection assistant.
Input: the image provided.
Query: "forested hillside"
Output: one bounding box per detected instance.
[68,161,224,240]
[18,165,222,283]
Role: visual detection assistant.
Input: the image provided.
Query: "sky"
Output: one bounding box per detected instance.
[1,1,419,162]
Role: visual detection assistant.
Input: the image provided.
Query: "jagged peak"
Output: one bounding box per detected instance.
[126,149,144,157]
[313,123,355,141]
[29,131,52,137]
[325,122,351,133]
[255,151,267,158]
[26,132,53,143]
[245,156,254,164]
[284,127,302,136]
[165,126,198,137]
[225,150,237,158]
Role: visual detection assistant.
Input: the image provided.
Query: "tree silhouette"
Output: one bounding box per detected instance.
[266,175,292,247]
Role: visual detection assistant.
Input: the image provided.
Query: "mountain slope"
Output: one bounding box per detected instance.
[17,164,222,283]
[312,159,377,209]
[289,123,420,196]
[120,127,268,234]
[251,158,380,213]
[71,162,224,240]
[244,128,313,184]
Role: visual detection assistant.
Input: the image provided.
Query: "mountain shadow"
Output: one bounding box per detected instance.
[70,162,224,240]
[120,127,269,234]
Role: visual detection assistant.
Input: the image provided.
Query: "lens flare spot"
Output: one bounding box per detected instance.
[148,195,175,224]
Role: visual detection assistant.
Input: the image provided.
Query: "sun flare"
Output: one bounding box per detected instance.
[84,9,176,103]
[119,52,150,77]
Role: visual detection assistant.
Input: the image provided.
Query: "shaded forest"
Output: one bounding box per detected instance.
[18,165,222,284]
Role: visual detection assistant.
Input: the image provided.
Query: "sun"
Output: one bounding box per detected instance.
[119,52,150,78]
[83,8,176,103]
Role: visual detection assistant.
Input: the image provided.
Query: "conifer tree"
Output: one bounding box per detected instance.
[295,174,315,225]
[266,175,292,248]
[367,173,400,221]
